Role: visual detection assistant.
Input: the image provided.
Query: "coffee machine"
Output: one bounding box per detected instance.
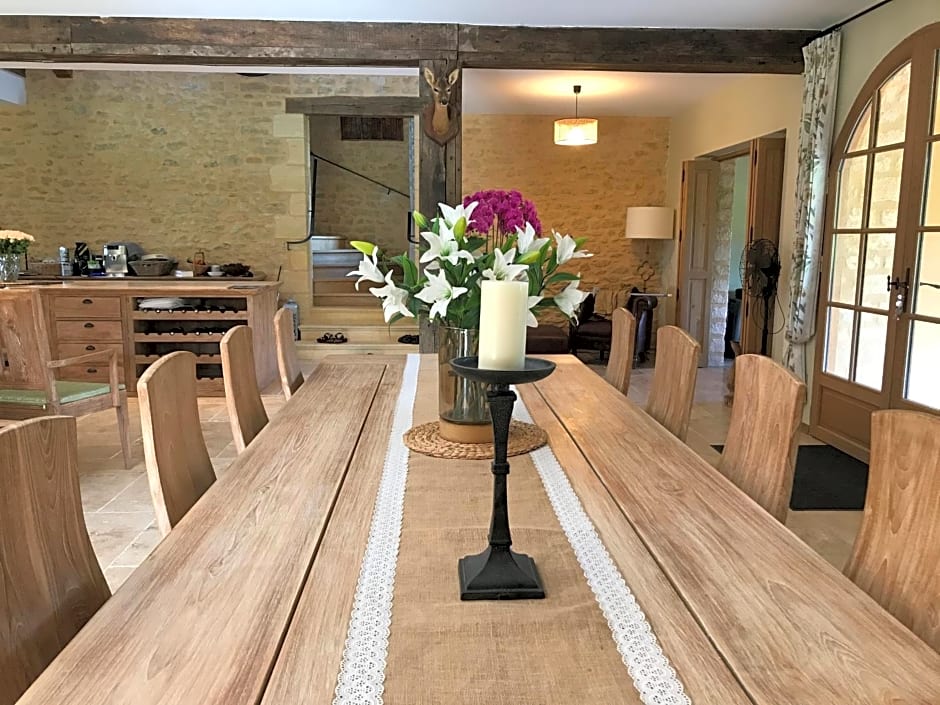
[103,244,129,277]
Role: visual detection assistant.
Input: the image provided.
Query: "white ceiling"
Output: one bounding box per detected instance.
[3,0,874,30]
[463,69,741,116]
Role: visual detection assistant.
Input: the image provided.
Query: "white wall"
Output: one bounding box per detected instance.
[664,74,803,364]
[836,0,940,132]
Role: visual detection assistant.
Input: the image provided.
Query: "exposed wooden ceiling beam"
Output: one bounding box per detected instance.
[458,26,814,73]
[0,16,815,74]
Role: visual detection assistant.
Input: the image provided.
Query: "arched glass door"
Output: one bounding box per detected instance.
[812,24,940,461]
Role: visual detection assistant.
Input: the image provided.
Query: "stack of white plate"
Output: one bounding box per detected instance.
[138,297,188,310]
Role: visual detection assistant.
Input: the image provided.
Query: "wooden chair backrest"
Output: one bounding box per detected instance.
[718,354,806,523]
[845,410,940,651]
[137,351,216,536]
[646,325,700,441]
[0,288,54,392]
[0,416,109,705]
[605,307,636,395]
[220,325,269,453]
[274,307,303,399]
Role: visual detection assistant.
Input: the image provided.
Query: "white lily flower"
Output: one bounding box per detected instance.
[553,279,588,320]
[553,230,593,265]
[369,271,415,322]
[438,201,478,228]
[526,295,543,328]
[482,247,529,282]
[415,269,468,321]
[346,249,385,290]
[514,222,549,255]
[419,223,475,270]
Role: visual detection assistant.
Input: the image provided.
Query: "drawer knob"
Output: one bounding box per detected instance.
[85,345,95,351]
[83,322,94,329]
[82,298,93,304]
[86,368,98,374]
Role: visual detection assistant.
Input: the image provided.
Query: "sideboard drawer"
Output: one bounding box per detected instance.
[54,295,122,320]
[57,364,121,384]
[55,319,124,342]
[57,342,125,363]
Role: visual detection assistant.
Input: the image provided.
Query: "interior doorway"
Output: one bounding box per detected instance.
[304,114,417,307]
[677,132,785,368]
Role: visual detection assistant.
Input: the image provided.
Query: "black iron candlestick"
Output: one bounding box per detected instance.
[450,356,556,600]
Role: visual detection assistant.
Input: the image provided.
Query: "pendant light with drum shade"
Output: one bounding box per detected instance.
[554,85,598,146]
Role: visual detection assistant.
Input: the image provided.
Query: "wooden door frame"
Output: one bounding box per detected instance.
[677,158,719,367]
[810,22,940,461]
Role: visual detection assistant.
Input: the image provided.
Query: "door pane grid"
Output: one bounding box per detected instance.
[822,62,912,390]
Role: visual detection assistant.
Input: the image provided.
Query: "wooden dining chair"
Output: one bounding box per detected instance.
[274,307,304,400]
[718,354,806,523]
[137,351,216,536]
[0,416,110,705]
[645,325,700,441]
[605,307,636,395]
[844,410,940,651]
[0,288,131,467]
[221,325,269,453]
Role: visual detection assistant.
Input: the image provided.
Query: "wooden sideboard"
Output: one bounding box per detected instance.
[26,281,281,396]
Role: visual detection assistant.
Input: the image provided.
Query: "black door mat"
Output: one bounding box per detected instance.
[711,444,868,511]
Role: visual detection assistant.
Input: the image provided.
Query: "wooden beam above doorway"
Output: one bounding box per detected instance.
[285,96,424,116]
[0,16,815,74]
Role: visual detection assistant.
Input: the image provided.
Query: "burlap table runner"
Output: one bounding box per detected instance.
[378,359,645,704]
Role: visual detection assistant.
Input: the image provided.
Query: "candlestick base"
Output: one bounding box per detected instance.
[458,547,545,600]
[450,356,556,602]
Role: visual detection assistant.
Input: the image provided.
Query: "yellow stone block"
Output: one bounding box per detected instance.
[272,113,305,138]
[286,138,307,165]
[273,214,308,238]
[288,193,309,217]
[269,165,307,193]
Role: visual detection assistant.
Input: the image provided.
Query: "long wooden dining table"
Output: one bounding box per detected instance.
[15,354,940,704]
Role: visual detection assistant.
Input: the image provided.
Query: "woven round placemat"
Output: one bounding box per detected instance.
[403,420,548,459]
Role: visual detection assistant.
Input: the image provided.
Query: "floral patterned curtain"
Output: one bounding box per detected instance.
[783,31,842,380]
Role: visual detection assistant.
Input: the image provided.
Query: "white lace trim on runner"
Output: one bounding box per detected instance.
[333,353,420,705]
[514,398,692,705]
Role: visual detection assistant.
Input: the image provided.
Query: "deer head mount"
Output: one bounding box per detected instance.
[422,66,460,145]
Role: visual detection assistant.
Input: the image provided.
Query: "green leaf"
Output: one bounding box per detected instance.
[547,271,580,285]
[349,240,377,256]
[575,236,589,249]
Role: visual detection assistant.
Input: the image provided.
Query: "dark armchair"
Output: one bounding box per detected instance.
[569,288,658,362]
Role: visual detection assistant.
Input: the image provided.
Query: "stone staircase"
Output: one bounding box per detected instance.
[296,305,419,360]
[311,247,376,308]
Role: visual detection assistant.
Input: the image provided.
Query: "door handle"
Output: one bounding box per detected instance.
[889,268,912,320]
[918,280,940,290]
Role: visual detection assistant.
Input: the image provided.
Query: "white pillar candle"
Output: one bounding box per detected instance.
[478,280,528,370]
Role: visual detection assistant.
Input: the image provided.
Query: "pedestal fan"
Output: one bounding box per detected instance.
[740,238,781,356]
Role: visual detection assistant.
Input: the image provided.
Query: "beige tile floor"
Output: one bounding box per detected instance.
[17,358,860,592]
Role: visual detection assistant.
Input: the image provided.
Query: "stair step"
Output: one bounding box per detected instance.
[311,250,362,266]
[300,323,418,344]
[312,293,377,307]
[306,305,413,326]
[313,279,360,294]
[295,340,418,360]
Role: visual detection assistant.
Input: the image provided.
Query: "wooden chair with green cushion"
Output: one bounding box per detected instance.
[0,288,131,468]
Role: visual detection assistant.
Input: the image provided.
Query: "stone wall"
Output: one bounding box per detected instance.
[0,70,417,318]
[308,115,410,256]
[709,160,735,367]
[461,115,671,322]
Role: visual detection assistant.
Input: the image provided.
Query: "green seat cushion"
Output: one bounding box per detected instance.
[0,381,125,407]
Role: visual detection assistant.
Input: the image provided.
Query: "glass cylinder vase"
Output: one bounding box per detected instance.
[0,254,20,282]
[438,326,492,443]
